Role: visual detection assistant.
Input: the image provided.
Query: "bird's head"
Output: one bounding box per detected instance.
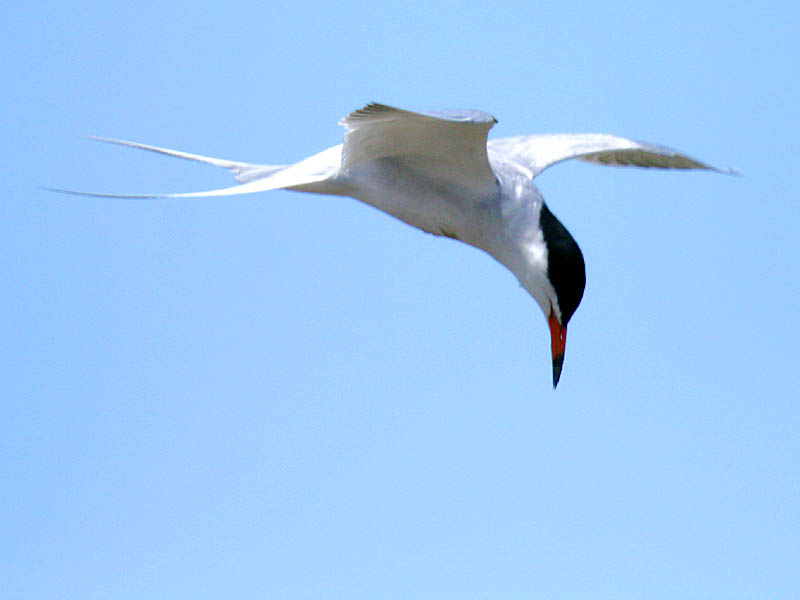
[537,203,586,388]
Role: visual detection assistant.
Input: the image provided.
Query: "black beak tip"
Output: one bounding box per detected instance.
[552,353,565,389]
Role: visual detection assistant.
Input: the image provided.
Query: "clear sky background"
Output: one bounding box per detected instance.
[4,1,799,598]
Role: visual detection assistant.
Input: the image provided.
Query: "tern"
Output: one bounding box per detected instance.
[51,102,735,387]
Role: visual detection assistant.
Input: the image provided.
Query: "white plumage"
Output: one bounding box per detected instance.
[51,102,734,387]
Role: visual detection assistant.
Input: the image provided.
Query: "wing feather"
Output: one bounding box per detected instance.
[488,133,737,179]
[339,102,498,189]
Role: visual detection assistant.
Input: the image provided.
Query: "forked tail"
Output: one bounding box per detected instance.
[46,137,343,199]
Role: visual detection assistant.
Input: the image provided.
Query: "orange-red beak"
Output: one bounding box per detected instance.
[548,310,567,388]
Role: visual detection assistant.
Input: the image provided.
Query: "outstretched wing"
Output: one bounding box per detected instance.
[488,133,738,179]
[340,102,498,189]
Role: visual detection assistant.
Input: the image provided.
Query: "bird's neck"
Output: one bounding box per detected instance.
[478,177,555,319]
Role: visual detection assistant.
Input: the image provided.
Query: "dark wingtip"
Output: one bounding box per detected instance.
[552,353,565,389]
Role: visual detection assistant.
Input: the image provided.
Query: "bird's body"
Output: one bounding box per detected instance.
[54,103,734,387]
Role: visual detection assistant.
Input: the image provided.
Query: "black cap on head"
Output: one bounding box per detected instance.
[539,203,586,326]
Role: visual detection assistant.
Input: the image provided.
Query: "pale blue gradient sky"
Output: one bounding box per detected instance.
[4,2,799,598]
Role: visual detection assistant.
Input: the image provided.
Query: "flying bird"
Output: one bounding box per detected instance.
[51,103,735,387]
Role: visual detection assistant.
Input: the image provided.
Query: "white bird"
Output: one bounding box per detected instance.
[51,102,735,387]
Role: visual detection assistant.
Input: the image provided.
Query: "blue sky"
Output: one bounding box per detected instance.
[4,1,799,598]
